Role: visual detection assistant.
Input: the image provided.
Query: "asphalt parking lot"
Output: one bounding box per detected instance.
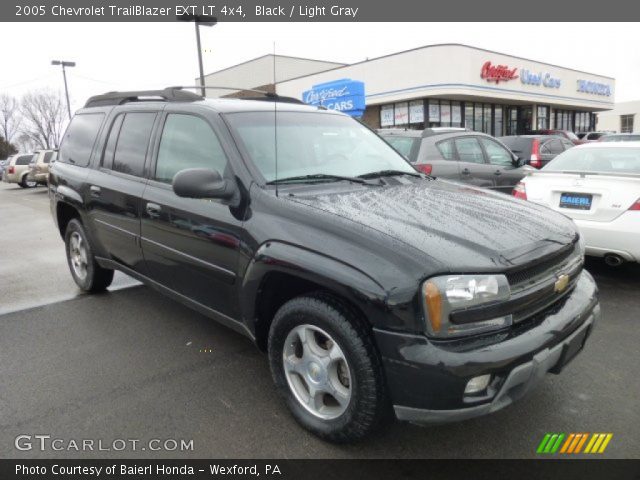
[0,181,638,459]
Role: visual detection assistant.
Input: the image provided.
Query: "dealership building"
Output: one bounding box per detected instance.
[202,44,615,136]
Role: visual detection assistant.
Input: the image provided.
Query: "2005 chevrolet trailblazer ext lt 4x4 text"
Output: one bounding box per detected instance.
[49,87,600,442]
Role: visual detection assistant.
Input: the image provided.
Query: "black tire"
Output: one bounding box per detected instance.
[268,292,390,443]
[19,175,36,188]
[64,218,114,292]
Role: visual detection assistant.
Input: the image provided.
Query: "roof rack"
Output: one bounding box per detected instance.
[84,87,202,108]
[84,86,306,108]
[175,86,304,104]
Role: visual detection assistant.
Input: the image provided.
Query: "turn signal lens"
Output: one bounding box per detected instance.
[423,281,442,333]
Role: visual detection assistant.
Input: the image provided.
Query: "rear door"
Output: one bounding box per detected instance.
[85,108,159,272]
[479,137,521,193]
[141,108,243,319]
[427,138,462,180]
[453,136,495,188]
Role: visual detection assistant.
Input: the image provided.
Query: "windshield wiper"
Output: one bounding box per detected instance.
[266,174,380,185]
[357,169,421,179]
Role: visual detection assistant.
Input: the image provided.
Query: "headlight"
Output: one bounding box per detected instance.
[422,274,511,338]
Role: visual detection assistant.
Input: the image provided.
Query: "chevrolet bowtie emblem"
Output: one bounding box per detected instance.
[554,274,570,293]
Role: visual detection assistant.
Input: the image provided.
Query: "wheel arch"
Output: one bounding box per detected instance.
[240,241,388,351]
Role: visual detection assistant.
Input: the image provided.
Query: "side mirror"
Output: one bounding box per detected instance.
[172,168,236,200]
[512,156,525,167]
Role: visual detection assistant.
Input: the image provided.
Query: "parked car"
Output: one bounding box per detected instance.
[576,132,609,142]
[2,153,36,187]
[599,133,640,142]
[499,135,574,169]
[27,149,56,186]
[0,158,9,179]
[378,129,532,193]
[50,88,599,442]
[514,142,640,266]
[530,129,584,145]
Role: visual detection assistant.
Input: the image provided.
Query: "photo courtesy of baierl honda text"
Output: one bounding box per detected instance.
[0,1,639,479]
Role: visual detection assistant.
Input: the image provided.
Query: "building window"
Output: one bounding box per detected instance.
[380,105,394,127]
[428,100,440,127]
[474,103,483,132]
[537,106,549,130]
[483,105,492,134]
[621,115,634,133]
[494,106,503,136]
[464,104,474,130]
[451,102,462,127]
[439,101,450,127]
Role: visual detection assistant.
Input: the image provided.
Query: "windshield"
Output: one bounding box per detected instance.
[543,147,640,174]
[380,136,419,161]
[225,112,416,182]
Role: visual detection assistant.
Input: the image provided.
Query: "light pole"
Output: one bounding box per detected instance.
[51,60,75,120]
[178,14,217,97]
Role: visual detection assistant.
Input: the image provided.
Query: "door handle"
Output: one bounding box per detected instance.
[90,185,101,197]
[461,168,471,175]
[146,202,161,217]
[494,170,502,176]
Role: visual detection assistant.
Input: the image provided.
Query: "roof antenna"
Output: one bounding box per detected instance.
[273,41,279,197]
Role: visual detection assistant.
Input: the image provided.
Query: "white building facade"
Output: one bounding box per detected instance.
[275,44,615,135]
[597,100,639,133]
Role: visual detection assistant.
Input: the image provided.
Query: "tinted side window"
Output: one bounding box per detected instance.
[101,114,125,170]
[43,151,54,163]
[454,137,485,163]
[155,114,228,184]
[480,138,512,166]
[15,155,34,166]
[561,140,574,151]
[58,113,105,167]
[436,139,456,160]
[547,139,564,154]
[112,112,156,177]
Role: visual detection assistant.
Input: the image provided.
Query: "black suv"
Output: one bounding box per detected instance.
[49,88,600,443]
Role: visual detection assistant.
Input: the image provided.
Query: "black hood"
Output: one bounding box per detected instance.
[286,178,577,271]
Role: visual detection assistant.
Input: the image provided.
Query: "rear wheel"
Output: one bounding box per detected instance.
[19,175,37,188]
[65,219,114,292]
[268,293,389,443]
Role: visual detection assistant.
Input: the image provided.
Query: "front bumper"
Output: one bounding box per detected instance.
[374,270,599,424]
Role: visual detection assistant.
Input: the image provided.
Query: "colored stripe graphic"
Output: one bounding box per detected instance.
[538,433,613,454]
[585,433,613,454]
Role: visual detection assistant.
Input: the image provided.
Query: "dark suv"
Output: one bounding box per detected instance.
[49,88,600,443]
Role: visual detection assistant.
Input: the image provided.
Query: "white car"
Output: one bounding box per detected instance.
[514,142,640,266]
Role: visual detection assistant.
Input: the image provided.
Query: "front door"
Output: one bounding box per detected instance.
[479,137,522,193]
[453,136,495,189]
[141,111,243,319]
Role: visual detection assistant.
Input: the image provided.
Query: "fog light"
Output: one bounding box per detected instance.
[465,374,491,394]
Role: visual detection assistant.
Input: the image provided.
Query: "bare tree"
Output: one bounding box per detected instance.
[20,89,66,149]
[0,93,22,144]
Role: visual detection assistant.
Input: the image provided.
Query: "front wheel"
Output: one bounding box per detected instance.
[268,293,389,443]
[65,219,114,292]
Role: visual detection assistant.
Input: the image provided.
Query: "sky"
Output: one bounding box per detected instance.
[1,22,639,113]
